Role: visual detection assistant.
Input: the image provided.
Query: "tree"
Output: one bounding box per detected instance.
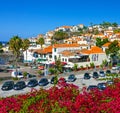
[22,39,30,62]
[96,38,109,47]
[52,31,69,43]
[73,64,78,71]
[90,62,95,68]
[54,58,62,73]
[112,22,118,27]
[93,29,99,35]
[106,40,120,57]
[96,38,103,47]
[37,37,44,49]
[0,42,3,53]
[9,36,22,76]
[102,59,108,69]
[113,29,120,33]
[101,21,111,28]
[105,40,120,65]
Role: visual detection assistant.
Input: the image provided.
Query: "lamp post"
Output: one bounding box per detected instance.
[44,57,49,76]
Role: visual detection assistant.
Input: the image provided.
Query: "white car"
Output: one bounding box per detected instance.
[11,71,24,78]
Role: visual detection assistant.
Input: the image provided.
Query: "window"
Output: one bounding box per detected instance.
[54,55,57,60]
[49,55,52,58]
[92,54,98,61]
[65,59,67,62]
[62,58,64,61]
[54,48,56,52]
[44,54,46,58]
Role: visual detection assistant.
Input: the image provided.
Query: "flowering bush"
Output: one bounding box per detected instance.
[1,78,120,113]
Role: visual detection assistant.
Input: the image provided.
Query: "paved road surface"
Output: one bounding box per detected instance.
[0,71,104,98]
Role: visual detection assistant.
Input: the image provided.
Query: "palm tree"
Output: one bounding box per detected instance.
[22,39,30,62]
[55,59,62,73]
[102,59,107,69]
[37,37,44,49]
[9,36,22,76]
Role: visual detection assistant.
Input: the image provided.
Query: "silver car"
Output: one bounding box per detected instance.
[99,71,105,77]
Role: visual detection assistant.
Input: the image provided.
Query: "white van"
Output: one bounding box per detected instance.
[11,71,24,78]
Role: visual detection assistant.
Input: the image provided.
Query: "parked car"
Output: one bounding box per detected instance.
[13,81,26,90]
[11,71,24,78]
[106,70,111,74]
[31,65,38,69]
[87,85,98,91]
[84,73,91,79]
[38,78,49,86]
[93,72,99,79]
[58,77,66,83]
[1,81,14,91]
[99,71,105,77]
[97,82,106,90]
[38,66,44,70]
[27,79,38,87]
[106,80,114,85]
[67,74,76,82]
[27,74,36,78]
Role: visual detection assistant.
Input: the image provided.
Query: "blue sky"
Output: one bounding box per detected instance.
[0,0,120,41]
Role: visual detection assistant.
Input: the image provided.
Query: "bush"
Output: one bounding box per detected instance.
[23,71,28,78]
[12,77,19,81]
[37,70,42,75]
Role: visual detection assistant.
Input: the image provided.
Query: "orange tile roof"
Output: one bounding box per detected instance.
[102,42,111,47]
[42,45,52,53]
[33,45,52,54]
[115,33,120,35]
[60,50,75,56]
[61,26,72,28]
[81,46,104,54]
[53,43,80,48]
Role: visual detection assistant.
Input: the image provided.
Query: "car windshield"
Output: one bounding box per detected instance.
[16,81,24,85]
[30,79,36,82]
[14,72,22,75]
[4,81,13,85]
[69,75,75,79]
[93,72,98,74]
[100,71,104,74]
[40,79,47,82]
[106,70,111,73]
[85,73,89,76]
[98,83,106,87]
[88,86,97,89]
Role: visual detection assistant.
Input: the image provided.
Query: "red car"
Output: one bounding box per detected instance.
[38,66,44,70]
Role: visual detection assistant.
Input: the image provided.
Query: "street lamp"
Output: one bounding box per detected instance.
[44,57,49,76]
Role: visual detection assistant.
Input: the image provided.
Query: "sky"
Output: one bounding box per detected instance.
[0,0,120,41]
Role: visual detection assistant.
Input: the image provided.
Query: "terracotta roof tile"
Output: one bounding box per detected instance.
[102,42,111,47]
[61,26,72,28]
[81,46,104,54]
[33,45,52,54]
[53,43,80,48]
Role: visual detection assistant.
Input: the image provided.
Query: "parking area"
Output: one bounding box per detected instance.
[0,66,119,98]
[0,72,104,98]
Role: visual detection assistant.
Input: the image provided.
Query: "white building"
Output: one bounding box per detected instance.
[58,46,108,68]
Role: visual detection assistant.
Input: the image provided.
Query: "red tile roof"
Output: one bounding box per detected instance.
[81,46,104,54]
[102,42,111,47]
[53,43,80,48]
